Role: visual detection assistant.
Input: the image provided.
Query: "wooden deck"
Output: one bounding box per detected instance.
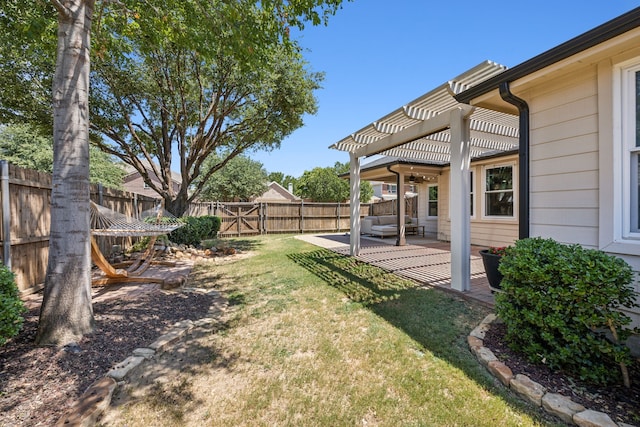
[297,233,495,307]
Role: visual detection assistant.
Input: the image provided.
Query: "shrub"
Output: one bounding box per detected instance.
[0,263,26,346]
[169,216,221,246]
[496,237,639,385]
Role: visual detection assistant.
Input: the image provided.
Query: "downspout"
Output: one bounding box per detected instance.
[499,82,530,239]
[387,165,402,246]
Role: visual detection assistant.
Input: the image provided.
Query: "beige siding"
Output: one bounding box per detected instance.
[438,154,519,247]
[524,60,639,322]
[526,66,600,248]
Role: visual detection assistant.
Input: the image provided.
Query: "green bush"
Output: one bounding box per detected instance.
[0,263,26,346]
[169,216,221,246]
[496,237,639,385]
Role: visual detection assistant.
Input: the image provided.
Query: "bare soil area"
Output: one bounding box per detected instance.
[483,322,640,426]
[0,289,216,427]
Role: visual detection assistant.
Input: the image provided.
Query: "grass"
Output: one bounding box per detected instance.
[101,235,559,426]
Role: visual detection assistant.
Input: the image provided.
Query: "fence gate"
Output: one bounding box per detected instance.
[215,202,262,236]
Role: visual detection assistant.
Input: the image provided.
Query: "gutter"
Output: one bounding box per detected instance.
[455,7,640,104]
[499,82,529,239]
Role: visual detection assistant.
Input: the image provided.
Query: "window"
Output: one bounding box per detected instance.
[143,181,150,189]
[387,184,397,194]
[428,185,438,217]
[484,166,513,217]
[624,62,640,235]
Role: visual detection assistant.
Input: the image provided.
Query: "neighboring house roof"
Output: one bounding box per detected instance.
[253,182,301,202]
[123,160,182,184]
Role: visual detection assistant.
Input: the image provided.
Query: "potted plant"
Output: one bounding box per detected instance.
[479,246,507,292]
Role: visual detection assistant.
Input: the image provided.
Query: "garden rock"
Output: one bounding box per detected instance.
[573,409,617,427]
[510,374,546,406]
[542,392,585,424]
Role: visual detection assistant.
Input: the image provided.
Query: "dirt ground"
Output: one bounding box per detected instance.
[0,282,217,427]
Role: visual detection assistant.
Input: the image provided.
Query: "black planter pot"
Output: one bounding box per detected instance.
[479,250,503,292]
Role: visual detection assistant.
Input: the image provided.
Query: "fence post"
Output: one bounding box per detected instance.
[336,202,340,232]
[133,193,139,220]
[1,161,10,269]
[300,201,304,233]
[98,183,104,206]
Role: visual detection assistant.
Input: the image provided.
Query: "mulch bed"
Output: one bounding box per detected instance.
[483,321,640,426]
[0,290,216,427]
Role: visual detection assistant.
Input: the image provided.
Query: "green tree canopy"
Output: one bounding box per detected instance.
[1,0,350,216]
[199,155,268,201]
[296,166,346,202]
[0,124,125,189]
[296,162,373,203]
[0,0,349,346]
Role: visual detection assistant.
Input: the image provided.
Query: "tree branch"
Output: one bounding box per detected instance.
[49,0,70,18]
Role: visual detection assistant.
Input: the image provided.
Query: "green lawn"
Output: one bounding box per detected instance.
[101,235,559,426]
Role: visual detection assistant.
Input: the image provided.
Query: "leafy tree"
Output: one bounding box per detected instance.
[0,0,349,346]
[297,167,347,202]
[0,124,125,189]
[198,155,268,201]
[296,163,373,203]
[298,161,373,203]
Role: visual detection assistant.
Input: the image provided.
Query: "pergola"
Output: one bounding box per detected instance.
[330,61,520,292]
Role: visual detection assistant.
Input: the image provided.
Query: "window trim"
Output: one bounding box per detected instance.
[427,184,438,218]
[481,163,517,220]
[602,57,640,255]
[621,61,640,239]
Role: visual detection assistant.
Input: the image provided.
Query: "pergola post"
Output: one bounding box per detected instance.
[449,107,473,292]
[396,171,406,246]
[349,152,361,256]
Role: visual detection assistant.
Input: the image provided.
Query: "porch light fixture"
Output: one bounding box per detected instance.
[409,174,416,184]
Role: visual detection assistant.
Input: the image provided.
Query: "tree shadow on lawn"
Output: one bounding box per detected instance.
[288,249,542,415]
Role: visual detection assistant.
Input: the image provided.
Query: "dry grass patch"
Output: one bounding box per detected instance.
[100,235,560,427]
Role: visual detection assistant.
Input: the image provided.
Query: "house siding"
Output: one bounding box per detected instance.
[122,171,180,199]
[523,56,640,323]
[527,66,600,249]
[438,153,519,247]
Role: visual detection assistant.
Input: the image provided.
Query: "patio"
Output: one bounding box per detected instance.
[297,233,494,307]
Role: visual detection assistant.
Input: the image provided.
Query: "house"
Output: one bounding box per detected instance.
[331,7,640,325]
[253,181,301,202]
[122,162,182,199]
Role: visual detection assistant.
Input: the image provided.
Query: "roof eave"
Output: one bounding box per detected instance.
[455,6,640,103]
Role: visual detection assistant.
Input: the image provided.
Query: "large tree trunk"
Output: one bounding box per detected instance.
[165,191,190,218]
[36,0,95,346]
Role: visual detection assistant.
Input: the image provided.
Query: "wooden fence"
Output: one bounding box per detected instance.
[0,163,157,293]
[186,201,372,236]
[369,197,418,217]
[1,163,383,293]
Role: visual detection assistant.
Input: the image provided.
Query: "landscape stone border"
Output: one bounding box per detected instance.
[469,314,636,427]
[55,287,228,427]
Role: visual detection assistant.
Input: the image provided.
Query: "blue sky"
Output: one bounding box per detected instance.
[252,1,638,177]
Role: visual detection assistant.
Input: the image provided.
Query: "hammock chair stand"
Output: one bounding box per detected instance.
[90,201,183,287]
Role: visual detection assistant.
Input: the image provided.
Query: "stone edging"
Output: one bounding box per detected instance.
[469,314,636,427]
[55,287,228,427]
